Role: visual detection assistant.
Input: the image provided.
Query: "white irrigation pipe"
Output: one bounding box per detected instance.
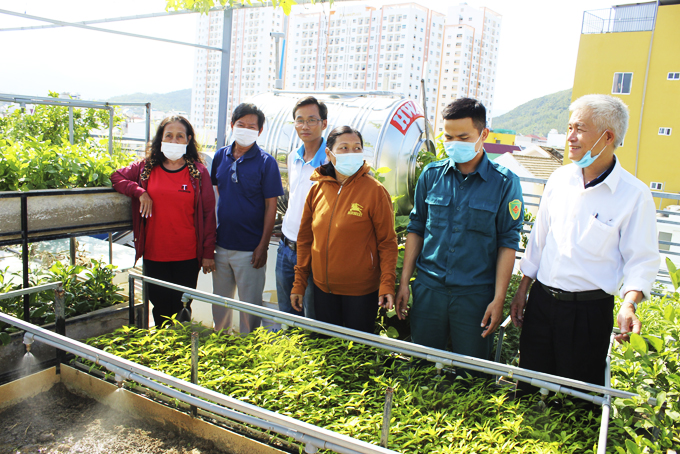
[0,282,62,301]
[0,311,396,454]
[130,273,652,404]
[597,334,616,454]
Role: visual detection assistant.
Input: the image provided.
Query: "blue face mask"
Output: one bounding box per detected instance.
[573,131,608,168]
[443,134,483,164]
[330,151,364,177]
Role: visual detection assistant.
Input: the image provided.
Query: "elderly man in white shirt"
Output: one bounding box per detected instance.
[275,96,329,318]
[510,94,659,392]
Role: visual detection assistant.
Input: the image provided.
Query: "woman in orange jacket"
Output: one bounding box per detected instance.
[291,126,398,333]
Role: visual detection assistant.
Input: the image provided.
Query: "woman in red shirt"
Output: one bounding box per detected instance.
[111,116,216,326]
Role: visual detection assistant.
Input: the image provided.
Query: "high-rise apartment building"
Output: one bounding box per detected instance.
[191,2,501,138]
[191,11,224,137]
[191,8,285,142]
[435,5,501,132]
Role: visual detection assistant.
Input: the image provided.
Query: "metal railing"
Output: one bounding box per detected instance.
[0,93,151,155]
[581,7,657,34]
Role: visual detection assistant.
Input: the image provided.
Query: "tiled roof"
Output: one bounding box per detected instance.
[513,155,564,180]
[539,146,564,161]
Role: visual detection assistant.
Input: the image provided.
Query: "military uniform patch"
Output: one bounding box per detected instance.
[509,199,522,221]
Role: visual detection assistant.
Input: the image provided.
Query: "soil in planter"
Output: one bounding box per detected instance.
[0,383,225,454]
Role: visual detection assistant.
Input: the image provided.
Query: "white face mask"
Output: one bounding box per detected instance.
[232,127,259,147]
[161,142,186,161]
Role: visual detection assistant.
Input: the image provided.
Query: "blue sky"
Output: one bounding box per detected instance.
[0,0,617,115]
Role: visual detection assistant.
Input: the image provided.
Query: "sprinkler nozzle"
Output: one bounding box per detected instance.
[304,443,319,454]
[23,333,34,352]
[181,294,192,306]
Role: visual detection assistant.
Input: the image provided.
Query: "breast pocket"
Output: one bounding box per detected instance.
[240,172,263,198]
[425,193,451,229]
[578,215,616,256]
[467,198,496,236]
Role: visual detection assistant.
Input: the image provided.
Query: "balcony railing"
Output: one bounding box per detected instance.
[581,5,656,34]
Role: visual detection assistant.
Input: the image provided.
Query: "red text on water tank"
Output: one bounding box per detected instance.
[389,101,423,135]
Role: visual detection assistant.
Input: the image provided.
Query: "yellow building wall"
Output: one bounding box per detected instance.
[636,4,680,202]
[569,30,651,173]
[570,4,680,209]
[486,132,515,145]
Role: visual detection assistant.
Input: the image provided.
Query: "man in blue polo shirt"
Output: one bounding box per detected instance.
[211,103,284,334]
[395,98,523,364]
[276,96,328,318]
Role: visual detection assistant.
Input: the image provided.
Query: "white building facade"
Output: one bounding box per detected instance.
[191,8,285,143]
[191,2,501,140]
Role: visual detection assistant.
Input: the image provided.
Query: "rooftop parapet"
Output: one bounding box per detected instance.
[581,3,656,34]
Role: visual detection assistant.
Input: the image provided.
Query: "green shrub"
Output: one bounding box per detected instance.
[0,259,124,344]
[0,91,134,191]
[84,325,603,453]
[81,286,680,453]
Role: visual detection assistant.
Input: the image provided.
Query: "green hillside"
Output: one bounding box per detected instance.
[107,89,191,113]
[492,89,572,137]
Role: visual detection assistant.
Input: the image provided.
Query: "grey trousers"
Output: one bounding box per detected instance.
[212,246,266,335]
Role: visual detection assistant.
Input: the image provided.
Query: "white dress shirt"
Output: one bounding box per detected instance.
[281,138,328,242]
[520,158,659,299]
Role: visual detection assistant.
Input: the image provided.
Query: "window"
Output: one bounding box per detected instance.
[659,232,672,251]
[650,182,664,191]
[612,72,633,94]
[668,72,680,80]
[659,127,672,136]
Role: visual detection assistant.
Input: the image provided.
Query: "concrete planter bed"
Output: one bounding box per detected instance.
[0,188,132,246]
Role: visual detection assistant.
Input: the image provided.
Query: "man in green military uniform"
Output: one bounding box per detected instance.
[395,98,524,362]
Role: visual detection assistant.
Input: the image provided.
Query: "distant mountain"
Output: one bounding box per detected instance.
[492,89,572,137]
[107,89,191,114]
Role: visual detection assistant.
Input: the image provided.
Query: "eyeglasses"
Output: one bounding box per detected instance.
[294,118,321,127]
[231,160,238,183]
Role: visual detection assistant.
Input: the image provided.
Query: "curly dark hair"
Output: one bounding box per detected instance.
[142,115,203,181]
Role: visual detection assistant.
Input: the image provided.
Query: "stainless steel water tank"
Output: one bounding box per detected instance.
[243,91,433,214]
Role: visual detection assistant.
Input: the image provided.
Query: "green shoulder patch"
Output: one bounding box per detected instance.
[509,199,522,221]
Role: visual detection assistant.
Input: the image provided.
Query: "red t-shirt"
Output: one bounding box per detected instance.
[144,165,197,262]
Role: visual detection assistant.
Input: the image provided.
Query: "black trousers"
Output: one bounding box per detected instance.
[313,283,379,333]
[144,258,200,326]
[517,281,614,395]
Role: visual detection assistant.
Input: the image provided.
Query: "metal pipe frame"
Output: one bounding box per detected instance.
[0,282,62,301]
[215,8,233,150]
[20,195,29,322]
[0,9,223,52]
[0,94,149,108]
[0,10,197,33]
[128,273,649,403]
[0,311,396,454]
[91,134,147,143]
[597,333,616,454]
